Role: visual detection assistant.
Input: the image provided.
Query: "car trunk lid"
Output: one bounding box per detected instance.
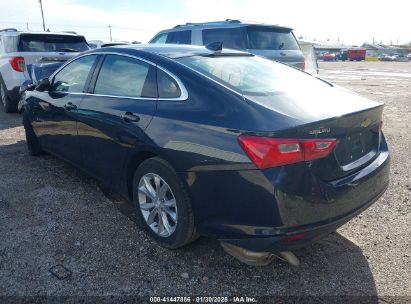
[245,84,384,180]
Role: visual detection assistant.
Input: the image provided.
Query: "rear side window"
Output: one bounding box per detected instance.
[52,55,98,93]
[166,31,191,44]
[151,33,168,44]
[246,27,299,50]
[157,69,181,99]
[3,36,18,53]
[94,55,157,98]
[18,34,89,52]
[202,28,246,50]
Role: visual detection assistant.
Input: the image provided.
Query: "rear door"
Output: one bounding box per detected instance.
[76,54,158,189]
[30,54,99,164]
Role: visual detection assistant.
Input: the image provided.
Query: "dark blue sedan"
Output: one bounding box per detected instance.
[21,44,389,265]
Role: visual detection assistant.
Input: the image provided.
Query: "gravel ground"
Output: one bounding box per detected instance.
[0,61,410,302]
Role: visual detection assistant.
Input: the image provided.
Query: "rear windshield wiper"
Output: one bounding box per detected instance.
[58,48,79,52]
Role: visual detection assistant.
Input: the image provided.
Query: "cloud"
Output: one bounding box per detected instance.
[0,0,173,42]
[0,0,410,44]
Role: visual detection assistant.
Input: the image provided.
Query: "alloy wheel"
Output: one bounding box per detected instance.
[138,173,178,237]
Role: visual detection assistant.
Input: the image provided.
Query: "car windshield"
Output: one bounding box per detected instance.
[177,55,329,96]
[246,28,300,50]
[18,34,89,52]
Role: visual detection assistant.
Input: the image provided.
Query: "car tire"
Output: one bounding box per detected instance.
[0,82,17,113]
[22,111,43,156]
[133,157,198,249]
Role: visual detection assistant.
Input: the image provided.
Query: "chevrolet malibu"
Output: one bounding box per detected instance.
[21,44,390,265]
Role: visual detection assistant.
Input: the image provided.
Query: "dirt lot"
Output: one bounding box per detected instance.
[0,61,410,302]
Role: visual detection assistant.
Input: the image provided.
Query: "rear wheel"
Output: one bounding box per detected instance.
[23,111,43,156]
[0,82,17,113]
[133,157,198,249]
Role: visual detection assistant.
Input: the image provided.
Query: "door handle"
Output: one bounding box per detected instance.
[64,102,77,111]
[121,112,140,122]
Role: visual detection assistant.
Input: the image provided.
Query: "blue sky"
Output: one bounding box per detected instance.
[0,0,409,45]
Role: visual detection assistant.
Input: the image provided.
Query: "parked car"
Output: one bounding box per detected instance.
[393,54,409,62]
[0,28,90,112]
[149,19,305,70]
[379,53,396,61]
[20,45,390,264]
[322,52,337,61]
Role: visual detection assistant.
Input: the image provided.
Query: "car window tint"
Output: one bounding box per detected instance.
[151,33,168,44]
[202,28,246,50]
[246,28,299,50]
[157,69,181,98]
[52,55,97,93]
[94,55,153,98]
[167,31,191,44]
[18,34,89,52]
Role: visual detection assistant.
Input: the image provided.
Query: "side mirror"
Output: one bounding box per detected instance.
[36,78,51,92]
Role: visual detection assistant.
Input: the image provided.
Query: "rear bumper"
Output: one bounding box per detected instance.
[184,138,390,252]
[221,182,387,252]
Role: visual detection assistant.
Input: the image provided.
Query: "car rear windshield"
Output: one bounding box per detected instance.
[176,55,328,96]
[18,34,89,52]
[246,27,300,50]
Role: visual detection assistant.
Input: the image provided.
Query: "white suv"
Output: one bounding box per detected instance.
[0,29,89,112]
[149,20,305,72]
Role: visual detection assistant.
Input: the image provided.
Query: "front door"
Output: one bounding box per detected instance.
[31,54,99,164]
[76,54,158,189]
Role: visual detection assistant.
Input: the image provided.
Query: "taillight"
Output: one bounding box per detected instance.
[9,56,25,72]
[238,135,338,169]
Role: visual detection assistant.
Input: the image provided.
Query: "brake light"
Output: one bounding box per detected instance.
[238,135,337,169]
[9,56,25,72]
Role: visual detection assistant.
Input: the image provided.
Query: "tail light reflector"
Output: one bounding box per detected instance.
[9,56,25,72]
[238,135,338,169]
[281,233,306,244]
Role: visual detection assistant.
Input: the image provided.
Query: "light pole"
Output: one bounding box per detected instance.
[38,0,46,31]
[108,25,112,42]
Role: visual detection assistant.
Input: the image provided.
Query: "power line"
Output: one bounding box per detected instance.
[0,20,148,31]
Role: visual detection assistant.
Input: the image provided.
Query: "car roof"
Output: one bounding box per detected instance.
[0,29,84,37]
[93,43,251,59]
[159,19,293,33]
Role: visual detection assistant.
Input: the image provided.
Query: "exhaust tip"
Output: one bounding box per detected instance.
[221,242,276,266]
[220,242,300,267]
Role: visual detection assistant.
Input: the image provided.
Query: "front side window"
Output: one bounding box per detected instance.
[157,69,181,98]
[52,55,98,93]
[167,31,191,44]
[151,33,168,44]
[94,55,156,98]
[202,28,246,50]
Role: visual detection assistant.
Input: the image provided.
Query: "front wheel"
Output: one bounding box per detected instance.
[23,111,43,156]
[133,157,198,249]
